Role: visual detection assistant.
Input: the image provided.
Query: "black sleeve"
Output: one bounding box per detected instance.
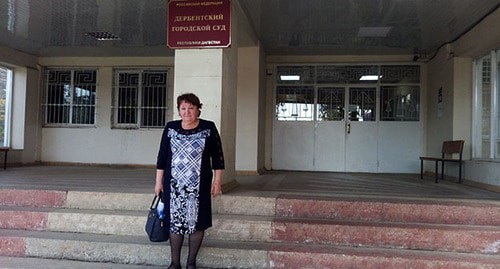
[156,123,171,169]
[209,122,225,170]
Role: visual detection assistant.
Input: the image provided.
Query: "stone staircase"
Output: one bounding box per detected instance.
[1,188,500,268]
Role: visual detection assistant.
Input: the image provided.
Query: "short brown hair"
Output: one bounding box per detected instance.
[177,93,202,115]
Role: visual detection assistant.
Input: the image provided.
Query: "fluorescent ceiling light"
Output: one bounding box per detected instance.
[280,75,300,81]
[359,75,381,81]
[357,27,392,37]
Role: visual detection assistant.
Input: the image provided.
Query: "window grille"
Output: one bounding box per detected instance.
[381,86,420,121]
[43,69,97,126]
[112,69,168,128]
[380,65,420,84]
[317,65,379,84]
[317,87,344,121]
[275,64,420,122]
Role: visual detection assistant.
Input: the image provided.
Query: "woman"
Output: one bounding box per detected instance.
[155,93,224,269]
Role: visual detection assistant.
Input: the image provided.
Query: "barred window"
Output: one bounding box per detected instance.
[43,69,97,125]
[113,69,168,128]
[275,86,314,121]
[381,86,420,121]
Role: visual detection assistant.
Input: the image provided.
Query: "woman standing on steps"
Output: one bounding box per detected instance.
[155,93,225,269]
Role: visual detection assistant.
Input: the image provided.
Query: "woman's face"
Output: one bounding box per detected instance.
[179,101,199,123]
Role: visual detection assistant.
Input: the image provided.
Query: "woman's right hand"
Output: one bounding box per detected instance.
[155,169,164,197]
[155,182,163,197]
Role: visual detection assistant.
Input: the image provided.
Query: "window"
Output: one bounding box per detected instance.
[317,65,379,84]
[113,69,168,128]
[275,64,420,122]
[473,49,499,159]
[380,65,420,121]
[275,86,314,121]
[381,86,420,121]
[43,69,97,125]
[317,87,344,121]
[0,66,12,146]
[349,87,376,121]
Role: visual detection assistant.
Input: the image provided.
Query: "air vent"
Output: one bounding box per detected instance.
[357,27,392,37]
[85,31,121,41]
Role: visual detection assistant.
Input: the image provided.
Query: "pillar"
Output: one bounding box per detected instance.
[172,9,239,191]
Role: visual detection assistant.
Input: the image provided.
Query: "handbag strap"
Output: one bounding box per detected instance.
[149,193,162,210]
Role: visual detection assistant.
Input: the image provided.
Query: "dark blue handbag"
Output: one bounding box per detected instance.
[145,194,169,242]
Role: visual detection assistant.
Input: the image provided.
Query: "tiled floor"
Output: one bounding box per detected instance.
[0,165,499,201]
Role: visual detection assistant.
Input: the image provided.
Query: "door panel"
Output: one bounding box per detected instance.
[272,85,422,173]
[345,121,378,172]
[314,87,346,171]
[273,121,315,171]
[378,122,422,173]
[345,87,378,172]
[314,122,346,171]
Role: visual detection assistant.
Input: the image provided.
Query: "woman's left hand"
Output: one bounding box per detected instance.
[211,181,222,197]
[211,169,223,197]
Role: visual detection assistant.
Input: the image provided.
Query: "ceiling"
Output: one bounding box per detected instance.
[0,0,499,58]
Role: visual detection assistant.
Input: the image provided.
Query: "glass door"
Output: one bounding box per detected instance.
[314,87,346,171]
[345,87,378,172]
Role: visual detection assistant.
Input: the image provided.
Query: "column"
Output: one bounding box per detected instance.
[173,47,239,192]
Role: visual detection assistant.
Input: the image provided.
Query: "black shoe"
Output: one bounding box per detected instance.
[186,263,196,269]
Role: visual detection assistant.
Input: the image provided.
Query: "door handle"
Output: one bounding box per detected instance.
[347,123,351,134]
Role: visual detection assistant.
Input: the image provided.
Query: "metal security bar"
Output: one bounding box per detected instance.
[112,69,168,129]
[275,64,421,122]
[43,69,97,125]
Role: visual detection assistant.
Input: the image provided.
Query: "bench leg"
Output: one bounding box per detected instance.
[459,162,462,183]
[420,159,423,179]
[3,151,7,170]
[441,160,445,180]
[435,160,439,183]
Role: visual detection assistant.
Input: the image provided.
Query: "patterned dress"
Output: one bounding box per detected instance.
[156,119,224,235]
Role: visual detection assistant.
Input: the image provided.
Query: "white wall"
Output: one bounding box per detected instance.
[0,45,38,68]
[236,46,261,173]
[0,46,40,165]
[20,67,42,163]
[426,50,455,158]
[452,57,472,157]
[424,7,500,188]
[38,57,174,166]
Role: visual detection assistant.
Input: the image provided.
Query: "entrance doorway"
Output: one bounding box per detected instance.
[272,64,422,173]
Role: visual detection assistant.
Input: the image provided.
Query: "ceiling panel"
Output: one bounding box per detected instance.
[0,0,498,57]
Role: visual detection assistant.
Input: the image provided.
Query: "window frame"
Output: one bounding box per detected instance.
[473,49,500,160]
[43,68,98,127]
[112,68,169,129]
[274,64,421,122]
[0,66,13,147]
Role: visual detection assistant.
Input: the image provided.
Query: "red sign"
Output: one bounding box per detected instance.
[167,0,231,49]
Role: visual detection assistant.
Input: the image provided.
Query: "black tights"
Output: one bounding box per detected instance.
[168,230,205,269]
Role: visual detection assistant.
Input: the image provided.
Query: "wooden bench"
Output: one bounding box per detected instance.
[0,147,9,169]
[420,140,464,183]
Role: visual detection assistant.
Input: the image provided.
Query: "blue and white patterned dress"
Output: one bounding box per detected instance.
[156,119,224,235]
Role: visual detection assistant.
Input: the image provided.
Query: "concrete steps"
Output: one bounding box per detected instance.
[1,189,500,268]
[274,194,500,255]
[273,217,500,254]
[0,256,166,269]
[0,229,270,268]
[276,194,500,225]
[2,229,499,269]
[0,206,272,242]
